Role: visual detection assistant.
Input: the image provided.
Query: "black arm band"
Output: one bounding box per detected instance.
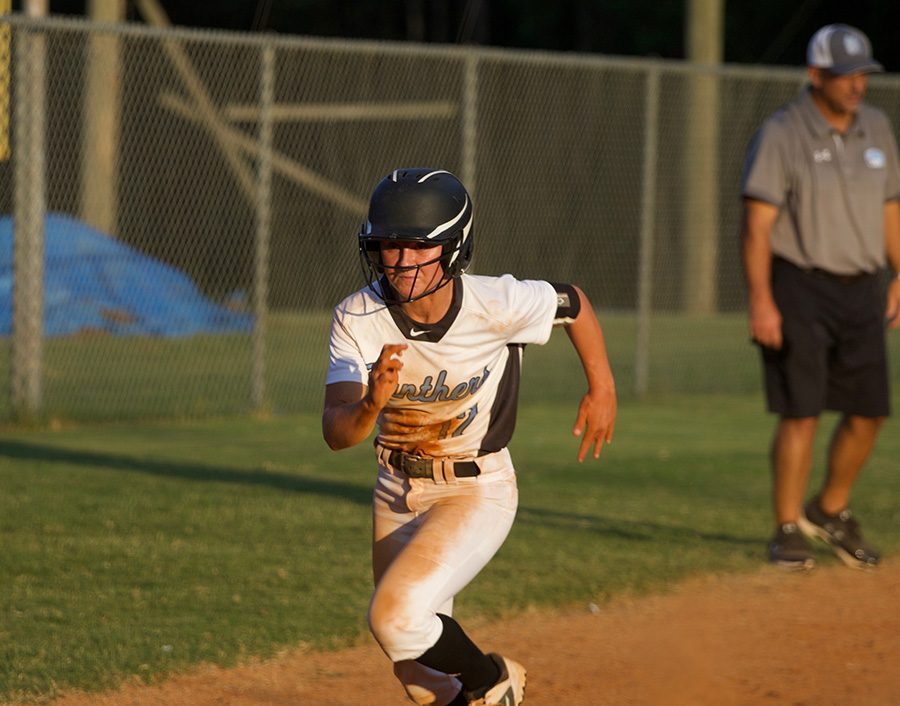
[549,282,581,324]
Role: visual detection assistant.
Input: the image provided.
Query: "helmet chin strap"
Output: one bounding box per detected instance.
[374,250,455,304]
[378,265,454,304]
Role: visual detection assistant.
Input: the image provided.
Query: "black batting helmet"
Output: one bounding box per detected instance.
[358,168,474,303]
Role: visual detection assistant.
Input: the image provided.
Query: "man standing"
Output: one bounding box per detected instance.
[741,24,900,570]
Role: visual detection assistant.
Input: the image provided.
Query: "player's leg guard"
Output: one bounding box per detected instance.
[415,614,500,693]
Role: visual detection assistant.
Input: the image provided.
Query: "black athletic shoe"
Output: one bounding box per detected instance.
[768,522,815,570]
[799,498,880,569]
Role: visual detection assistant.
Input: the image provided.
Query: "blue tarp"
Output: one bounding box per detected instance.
[0,214,253,337]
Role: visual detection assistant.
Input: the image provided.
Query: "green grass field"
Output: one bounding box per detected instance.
[2,394,900,703]
[2,312,900,702]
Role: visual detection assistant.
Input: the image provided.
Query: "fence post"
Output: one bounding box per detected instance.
[11,18,47,420]
[252,43,274,413]
[634,66,659,399]
[461,51,477,201]
[0,0,10,162]
[81,0,125,236]
[682,66,720,315]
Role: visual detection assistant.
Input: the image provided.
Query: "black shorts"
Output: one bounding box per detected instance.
[759,257,890,418]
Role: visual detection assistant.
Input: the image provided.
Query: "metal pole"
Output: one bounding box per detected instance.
[634,67,659,399]
[252,43,274,413]
[12,11,47,419]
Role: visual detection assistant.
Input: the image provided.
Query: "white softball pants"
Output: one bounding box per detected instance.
[368,447,518,706]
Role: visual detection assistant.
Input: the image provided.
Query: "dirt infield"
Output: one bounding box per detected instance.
[53,560,900,706]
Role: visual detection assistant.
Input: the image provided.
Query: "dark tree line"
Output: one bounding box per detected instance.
[19,0,900,72]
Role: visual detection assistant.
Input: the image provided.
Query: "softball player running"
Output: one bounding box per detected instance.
[322,168,617,706]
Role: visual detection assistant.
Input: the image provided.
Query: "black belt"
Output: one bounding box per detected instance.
[806,267,873,285]
[774,256,873,285]
[387,450,481,479]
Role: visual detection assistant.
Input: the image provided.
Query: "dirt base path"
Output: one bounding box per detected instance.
[54,560,900,706]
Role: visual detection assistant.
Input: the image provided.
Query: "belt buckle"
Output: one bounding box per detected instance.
[400,453,433,478]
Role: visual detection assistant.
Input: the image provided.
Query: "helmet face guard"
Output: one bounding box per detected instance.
[358,242,460,305]
[358,168,474,304]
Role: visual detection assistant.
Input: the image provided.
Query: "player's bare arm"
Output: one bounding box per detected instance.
[564,286,617,462]
[741,198,783,348]
[884,199,900,328]
[322,343,407,450]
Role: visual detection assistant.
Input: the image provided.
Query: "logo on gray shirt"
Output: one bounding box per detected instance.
[864,147,886,169]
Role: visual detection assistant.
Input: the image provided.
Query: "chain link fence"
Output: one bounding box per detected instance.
[3,15,900,423]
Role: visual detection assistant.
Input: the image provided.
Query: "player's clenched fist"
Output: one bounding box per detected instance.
[366,343,407,410]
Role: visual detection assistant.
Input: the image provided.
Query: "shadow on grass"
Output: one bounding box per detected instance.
[0,439,372,506]
[516,505,760,546]
[0,440,761,545]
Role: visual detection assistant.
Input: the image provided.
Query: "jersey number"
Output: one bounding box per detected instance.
[439,404,478,439]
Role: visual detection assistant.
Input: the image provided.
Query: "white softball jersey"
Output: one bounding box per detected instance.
[326,273,559,459]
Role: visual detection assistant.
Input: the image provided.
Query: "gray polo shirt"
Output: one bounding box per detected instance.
[742,87,900,274]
